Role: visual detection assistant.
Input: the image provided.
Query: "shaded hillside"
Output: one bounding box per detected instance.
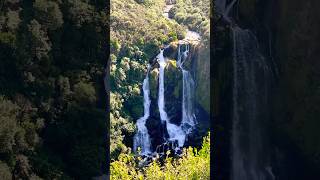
[0,0,108,179]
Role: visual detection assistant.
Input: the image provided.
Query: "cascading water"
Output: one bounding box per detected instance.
[177,44,196,134]
[157,50,169,123]
[133,65,152,155]
[217,0,275,179]
[231,26,273,180]
[225,0,238,18]
[157,49,186,147]
[134,0,201,155]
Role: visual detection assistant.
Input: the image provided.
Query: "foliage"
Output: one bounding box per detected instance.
[0,161,12,180]
[110,133,210,179]
[0,0,107,178]
[169,0,210,42]
[109,0,187,160]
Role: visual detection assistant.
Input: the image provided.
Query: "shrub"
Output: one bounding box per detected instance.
[110,133,210,179]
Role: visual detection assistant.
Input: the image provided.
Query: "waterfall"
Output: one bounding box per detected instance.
[218,0,275,179]
[157,49,186,148]
[225,0,238,18]
[231,26,273,180]
[133,65,152,155]
[217,0,238,22]
[181,70,196,133]
[157,50,169,123]
[177,44,196,134]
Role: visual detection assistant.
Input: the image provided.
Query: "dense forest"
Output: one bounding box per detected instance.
[0,0,107,179]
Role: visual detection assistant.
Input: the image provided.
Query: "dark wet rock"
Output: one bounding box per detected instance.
[146,117,167,151]
[163,42,178,59]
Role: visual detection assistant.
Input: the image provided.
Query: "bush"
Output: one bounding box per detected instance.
[110,133,210,179]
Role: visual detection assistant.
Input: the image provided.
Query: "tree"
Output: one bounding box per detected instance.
[33,0,63,31]
[0,161,12,180]
[28,19,51,60]
[6,10,21,31]
[73,81,97,106]
[0,96,19,153]
[67,0,94,27]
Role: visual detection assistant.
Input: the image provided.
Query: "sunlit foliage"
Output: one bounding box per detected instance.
[111,133,210,179]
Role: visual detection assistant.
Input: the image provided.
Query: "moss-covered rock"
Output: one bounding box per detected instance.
[164,60,182,124]
[149,68,159,100]
[195,44,210,114]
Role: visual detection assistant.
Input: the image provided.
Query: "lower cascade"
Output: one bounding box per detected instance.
[133,65,152,155]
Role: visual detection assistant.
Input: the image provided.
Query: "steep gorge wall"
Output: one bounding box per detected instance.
[215,0,320,178]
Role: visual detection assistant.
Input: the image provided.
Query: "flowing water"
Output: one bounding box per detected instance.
[177,44,197,134]
[157,50,169,123]
[133,65,152,155]
[157,49,186,147]
[231,26,273,180]
[217,0,275,179]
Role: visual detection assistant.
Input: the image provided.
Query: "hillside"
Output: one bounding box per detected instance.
[0,0,107,179]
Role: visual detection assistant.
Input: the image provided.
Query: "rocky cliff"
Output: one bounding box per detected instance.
[214,0,320,179]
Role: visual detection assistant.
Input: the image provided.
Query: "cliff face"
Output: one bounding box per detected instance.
[145,42,210,150]
[195,44,210,114]
[214,0,320,178]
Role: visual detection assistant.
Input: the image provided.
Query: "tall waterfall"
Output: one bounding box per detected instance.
[157,49,186,147]
[231,26,273,180]
[216,0,275,179]
[157,50,169,123]
[177,44,196,134]
[133,65,152,155]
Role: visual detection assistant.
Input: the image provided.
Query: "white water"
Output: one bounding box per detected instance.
[177,44,196,134]
[133,65,152,155]
[133,0,200,153]
[181,70,196,132]
[157,50,169,123]
[219,0,275,179]
[157,49,186,147]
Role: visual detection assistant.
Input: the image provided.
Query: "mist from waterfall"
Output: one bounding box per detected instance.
[133,65,152,155]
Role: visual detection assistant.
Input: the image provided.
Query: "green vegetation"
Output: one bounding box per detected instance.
[110,0,210,178]
[111,133,210,179]
[0,0,107,179]
[110,0,187,159]
[169,0,210,40]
